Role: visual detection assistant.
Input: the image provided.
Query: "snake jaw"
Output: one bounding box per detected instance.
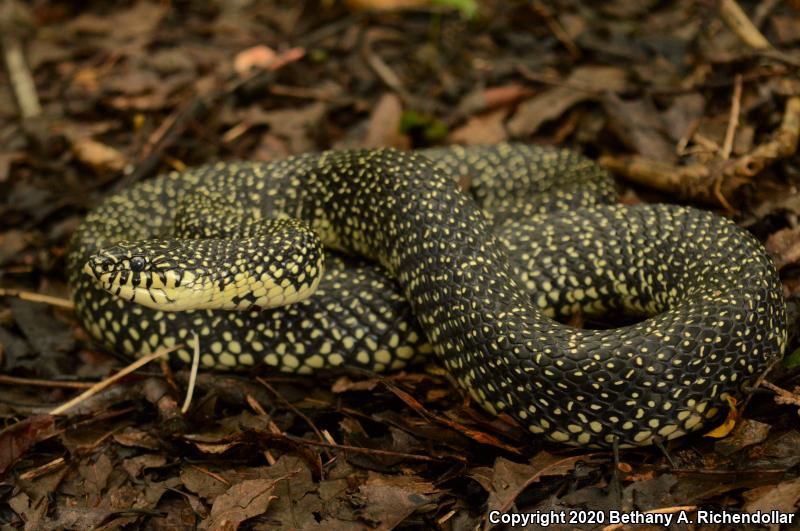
[83,260,173,309]
[84,242,326,312]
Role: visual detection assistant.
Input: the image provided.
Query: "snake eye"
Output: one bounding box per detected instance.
[130,256,146,273]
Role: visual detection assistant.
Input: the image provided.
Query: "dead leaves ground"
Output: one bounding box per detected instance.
[1,0,800,529]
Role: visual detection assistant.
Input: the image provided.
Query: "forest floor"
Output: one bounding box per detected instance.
[0,0,799,529]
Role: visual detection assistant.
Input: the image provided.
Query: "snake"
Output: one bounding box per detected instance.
[67,144,787,448]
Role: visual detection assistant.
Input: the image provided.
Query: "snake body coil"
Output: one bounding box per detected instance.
[68,144,787,448]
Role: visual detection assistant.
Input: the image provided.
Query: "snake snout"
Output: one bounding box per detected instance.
[83,254,115,279]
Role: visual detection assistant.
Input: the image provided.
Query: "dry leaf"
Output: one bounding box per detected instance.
[71,138,126,173]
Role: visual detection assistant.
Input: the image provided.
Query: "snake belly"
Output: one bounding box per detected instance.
[67,144,787,448]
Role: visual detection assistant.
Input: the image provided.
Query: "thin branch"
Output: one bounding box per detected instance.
[0,288,74,310]
[50,345,181,415]
[721,74,743,160]
[718,0,772,50]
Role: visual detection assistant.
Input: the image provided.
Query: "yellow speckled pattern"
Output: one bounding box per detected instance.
[68,144,787,448]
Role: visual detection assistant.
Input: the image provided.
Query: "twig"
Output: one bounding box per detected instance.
[269,84,353,105]
[362,29,413,106]
[180,332,200,413]
[362,48,408,102]
[760,380,800,407]
[139,109,180,161]
[18,457,66,481]
[721,74,743,160]
[517,65,607,95]
[0,374,93,389]
[257,377,327,445]
[752,0,781,27]
[117,94,210,190]
[648,66,789,96]
[296,14,359,48]
[728,95,800,178]
[531,1,580,59]
[49,345,181,415]
[718,0,772,50]
[712,174,736,213]
[0,288,74,310]
[0,0,40,119]
[189,464,230,486]
[600,95,800,206]
[280,432,455,462]
[1,35,40,118]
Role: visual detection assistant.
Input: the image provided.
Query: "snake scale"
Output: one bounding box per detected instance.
[67,144,787,448]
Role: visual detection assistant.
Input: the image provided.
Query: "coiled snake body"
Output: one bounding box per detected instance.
[68,144,787,448]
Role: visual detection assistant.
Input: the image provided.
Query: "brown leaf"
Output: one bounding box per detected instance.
[742,477,800,520]
[247,456,320,528]
[448,108,509,145]
[345,0,433,11]
[180,465,230,501]
[0,229,28,265]
[507,86,587,138]
[122,454,168,478]
[78,453,113,493]
[603,93,676,161]
[713,419,771,456]
[439,411,522,454]
[662,93,706,142]
[66,1,167,42]
[234,45,278,75]
[331,375,381,393]
[508,66,628,137]
[112,426,161,450]
[356,473,435,530]
[364,92,408,149]
[192,440,243,455]
[454,84,533,120]
[234,45,305,76]
[0,415,55,475]
[765,226,800,269]
[200,477,283,531]
[104,69,163,96]
[71,138,126,173]
[254,102,327,154]
[771,14,800,45]
[757,430,800,461]
[470,453,587,516]
[8,491,48,530]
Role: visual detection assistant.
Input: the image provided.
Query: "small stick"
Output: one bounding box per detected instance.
[0,0,40,119]
[0,374,93,389]
[531,1,581,59]
[18,456,66,481]
[0,288,74,310]
[718,0,772,50]
[257,377,327,445]
[760,380,800,407]
[117,95,209,190]
[180,332,200,413]
[280,433,452,462]
[49,345,181,415]
[721,74,743,160]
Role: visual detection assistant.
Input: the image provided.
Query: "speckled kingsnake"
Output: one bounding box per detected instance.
[68,144,787,448]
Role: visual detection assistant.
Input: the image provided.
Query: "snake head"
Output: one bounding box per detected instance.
[84,221,325,312]
[84,241,188,310]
